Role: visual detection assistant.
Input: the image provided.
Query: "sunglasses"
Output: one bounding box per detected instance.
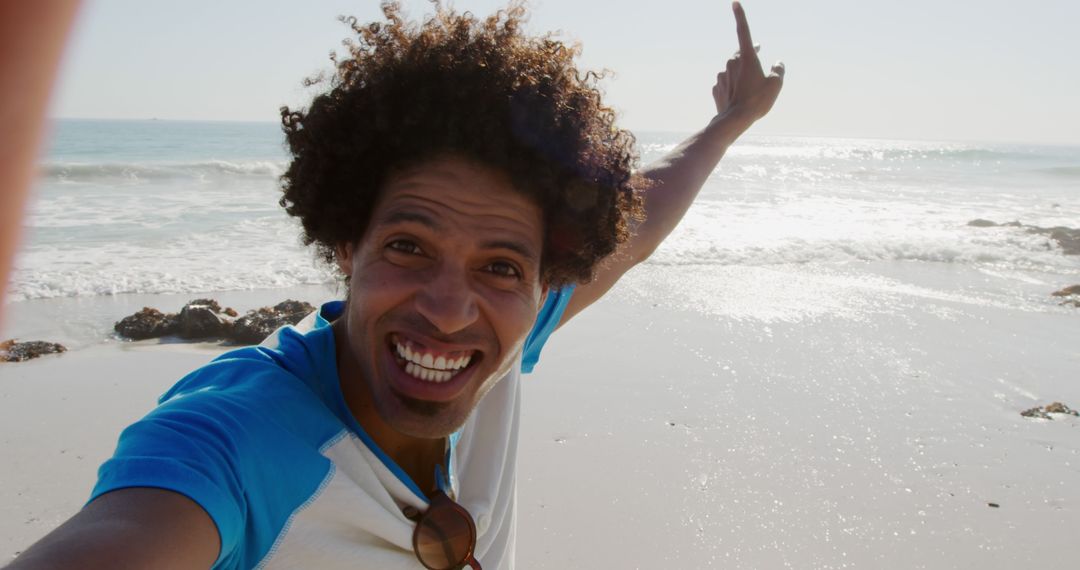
[407,465,482,570]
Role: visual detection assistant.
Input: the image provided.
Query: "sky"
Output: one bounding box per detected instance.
[51,0,1080,145]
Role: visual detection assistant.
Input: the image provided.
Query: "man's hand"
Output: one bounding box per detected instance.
[713,1,784,124]
[555,1,786,327]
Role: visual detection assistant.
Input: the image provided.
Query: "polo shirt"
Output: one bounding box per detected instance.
[91,286,573,569]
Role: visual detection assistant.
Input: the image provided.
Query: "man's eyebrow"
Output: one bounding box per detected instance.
[480,239,539,263]
[373,210,441,230]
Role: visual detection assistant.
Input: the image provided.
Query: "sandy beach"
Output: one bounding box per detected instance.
[3,260,1078,568]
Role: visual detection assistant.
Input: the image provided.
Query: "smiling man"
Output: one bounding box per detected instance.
[9,2,781,569]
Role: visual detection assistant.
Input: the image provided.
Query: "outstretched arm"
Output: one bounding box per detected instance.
[6,488,219,570]
[559,1,784,324]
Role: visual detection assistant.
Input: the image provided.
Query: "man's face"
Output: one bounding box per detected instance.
[335,155,546,439]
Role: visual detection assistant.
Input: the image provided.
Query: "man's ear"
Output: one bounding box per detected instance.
[334,243,354,276]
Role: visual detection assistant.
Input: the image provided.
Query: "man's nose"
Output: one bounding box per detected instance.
[414,264,480,335]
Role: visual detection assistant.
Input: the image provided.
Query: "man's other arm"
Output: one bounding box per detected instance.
[0,2,79,326]
[559,1,784,325]
[6,488,219,570]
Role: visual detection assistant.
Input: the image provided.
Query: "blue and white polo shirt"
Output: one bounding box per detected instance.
[91,286,573,569]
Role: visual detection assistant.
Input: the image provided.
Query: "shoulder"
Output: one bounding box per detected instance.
[93,316,347,567]
[521,285,575,373]
[162,312,338,409]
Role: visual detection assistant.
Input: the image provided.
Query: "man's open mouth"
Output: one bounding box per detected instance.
[389,335,478,384]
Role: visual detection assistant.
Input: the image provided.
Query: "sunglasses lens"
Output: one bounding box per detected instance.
[414,499,476,570]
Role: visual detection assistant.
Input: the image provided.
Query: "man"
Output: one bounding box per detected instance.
[8,2,782,568]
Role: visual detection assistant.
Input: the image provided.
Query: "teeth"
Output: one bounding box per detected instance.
[393,339,475,383]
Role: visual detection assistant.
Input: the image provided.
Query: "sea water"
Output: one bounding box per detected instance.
[10,119,1080,321]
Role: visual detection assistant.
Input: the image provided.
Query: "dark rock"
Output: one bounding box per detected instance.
[178,299,231,339]
[115,299,313,344]
[1049,285,1080,297]
[0,339,67,362]
[1061,299,1080,308]
[1021,402,1080,420]
[230,300,316,345]
[1022,225,1080,254]
[114,307,179,340]
[1051,285,1080,297]
[185,298,222,313]
[968,220,1080,255]
[1046,227,1080,255]
[988,503,1000,508]
[1045,402,1079,416]
[1020,407,1051,420]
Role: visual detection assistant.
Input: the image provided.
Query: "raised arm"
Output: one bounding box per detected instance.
[559,1,784,324]
[6,488,219,570]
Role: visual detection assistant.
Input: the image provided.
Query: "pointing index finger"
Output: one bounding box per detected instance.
[733,1,757,61]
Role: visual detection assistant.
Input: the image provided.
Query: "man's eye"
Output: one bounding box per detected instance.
[486,261,521,279]
[386,240,422,255]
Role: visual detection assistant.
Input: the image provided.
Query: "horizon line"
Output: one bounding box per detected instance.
[46,116,1080,149]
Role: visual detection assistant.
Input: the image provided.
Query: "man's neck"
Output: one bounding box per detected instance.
[331,318,445,496]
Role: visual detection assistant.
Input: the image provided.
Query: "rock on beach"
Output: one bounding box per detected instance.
[230,300,316,344]
[114,299,314,345]
[114,307,179,340]
[0,340,67,362]
[1020,402,1079,420]
[1050,285,1080,308]
[967,219,1080,255]
[1051,285,1080,297]
[177,298,232,340]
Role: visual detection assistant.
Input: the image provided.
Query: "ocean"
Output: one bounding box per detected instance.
[9,119,1080,329]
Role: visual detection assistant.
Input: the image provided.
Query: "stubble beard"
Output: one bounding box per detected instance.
[394,390,451,418]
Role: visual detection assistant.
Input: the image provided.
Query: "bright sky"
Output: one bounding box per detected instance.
[52,0,1080,145]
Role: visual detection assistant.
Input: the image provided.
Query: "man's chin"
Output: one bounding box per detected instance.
[382,389,466,439]
[396,391,451,418]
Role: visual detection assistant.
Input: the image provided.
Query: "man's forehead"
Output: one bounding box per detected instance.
[376,156,539,215]
[370,158,544,257]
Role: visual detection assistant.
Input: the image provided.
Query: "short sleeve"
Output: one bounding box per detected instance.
[521,285,574,373]
[89,354,339,569]
[90,389,251,565]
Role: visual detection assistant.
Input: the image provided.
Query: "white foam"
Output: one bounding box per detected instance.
[40,160,287,183]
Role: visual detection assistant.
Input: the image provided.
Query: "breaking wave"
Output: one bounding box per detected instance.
[41,160,287,183]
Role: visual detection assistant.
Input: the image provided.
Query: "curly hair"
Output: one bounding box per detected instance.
[279,1,646,287]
